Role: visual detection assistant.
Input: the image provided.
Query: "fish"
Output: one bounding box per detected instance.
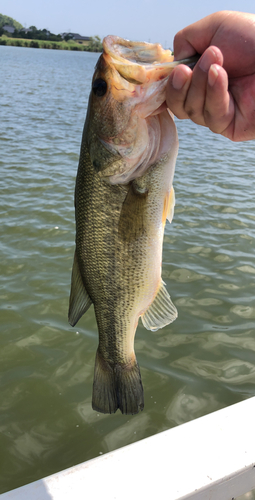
[68,36,198,415]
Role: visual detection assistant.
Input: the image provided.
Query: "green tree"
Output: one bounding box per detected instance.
[64,33,72,42]
[87,36,102,52]
[0,14,23,30]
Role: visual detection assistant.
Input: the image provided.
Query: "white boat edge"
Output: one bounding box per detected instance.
[1,396,255,500]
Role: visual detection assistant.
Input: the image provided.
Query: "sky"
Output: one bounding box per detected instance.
[2,0,255,49]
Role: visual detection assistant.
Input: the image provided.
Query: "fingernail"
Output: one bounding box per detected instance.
[172,68,188,90]
[208,65,219,86]
[199,48,216,72]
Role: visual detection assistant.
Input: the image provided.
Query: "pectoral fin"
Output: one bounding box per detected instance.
[162,186,175,225]
[68,251,92,327]
[141,280,177,331]
[167,186,175,223]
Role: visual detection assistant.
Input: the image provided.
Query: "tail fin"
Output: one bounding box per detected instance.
[92,350,144,415]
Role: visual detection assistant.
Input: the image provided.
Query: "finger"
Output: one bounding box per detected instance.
[183,46,223,126]
[204,64,234,136]
[173,11,231,60]
[166,65,193,119]
[174,11,255,76]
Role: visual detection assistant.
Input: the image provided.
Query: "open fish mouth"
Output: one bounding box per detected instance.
[103,35,198,85]
[89,36,198,185]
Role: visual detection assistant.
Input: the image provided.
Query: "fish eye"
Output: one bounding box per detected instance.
[92,78,107,97]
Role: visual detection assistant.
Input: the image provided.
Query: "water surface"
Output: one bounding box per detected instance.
[1,45,255,494]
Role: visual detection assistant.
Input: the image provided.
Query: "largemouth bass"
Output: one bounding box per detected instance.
[68,36,197,414]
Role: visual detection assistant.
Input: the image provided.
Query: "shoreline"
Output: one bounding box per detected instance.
[0,36,102,52]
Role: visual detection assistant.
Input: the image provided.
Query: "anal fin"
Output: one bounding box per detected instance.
[141,279,177,331]
[68,250,92,327]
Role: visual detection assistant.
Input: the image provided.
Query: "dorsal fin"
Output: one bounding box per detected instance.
[68,251,92,327]
[141,280,177,331]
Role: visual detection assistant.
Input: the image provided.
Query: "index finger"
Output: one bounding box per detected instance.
[173,11,231,59]
[166,65,193,119]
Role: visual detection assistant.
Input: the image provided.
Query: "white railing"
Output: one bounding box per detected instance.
[1,396,255,500]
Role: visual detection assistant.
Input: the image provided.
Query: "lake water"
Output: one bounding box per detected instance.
[1,45,255,494]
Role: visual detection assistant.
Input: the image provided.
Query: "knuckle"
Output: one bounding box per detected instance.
[203,108,212,123]
[168,105,187,120]
[173,31,183,48]
[184,104,205,126]
[185,106,197,119]
[175,111,189,120]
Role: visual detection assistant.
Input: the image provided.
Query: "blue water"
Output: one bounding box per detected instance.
[1,45,255,494]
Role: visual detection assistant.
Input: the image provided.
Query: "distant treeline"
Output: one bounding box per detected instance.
[2,25,65,42]
[0,35,103,52]
[0,13,103,52]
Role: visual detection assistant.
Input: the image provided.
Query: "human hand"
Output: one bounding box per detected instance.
[166,11,255,141]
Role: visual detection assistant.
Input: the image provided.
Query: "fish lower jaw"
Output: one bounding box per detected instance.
[98,150,149,184]
[99,109,176,185]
